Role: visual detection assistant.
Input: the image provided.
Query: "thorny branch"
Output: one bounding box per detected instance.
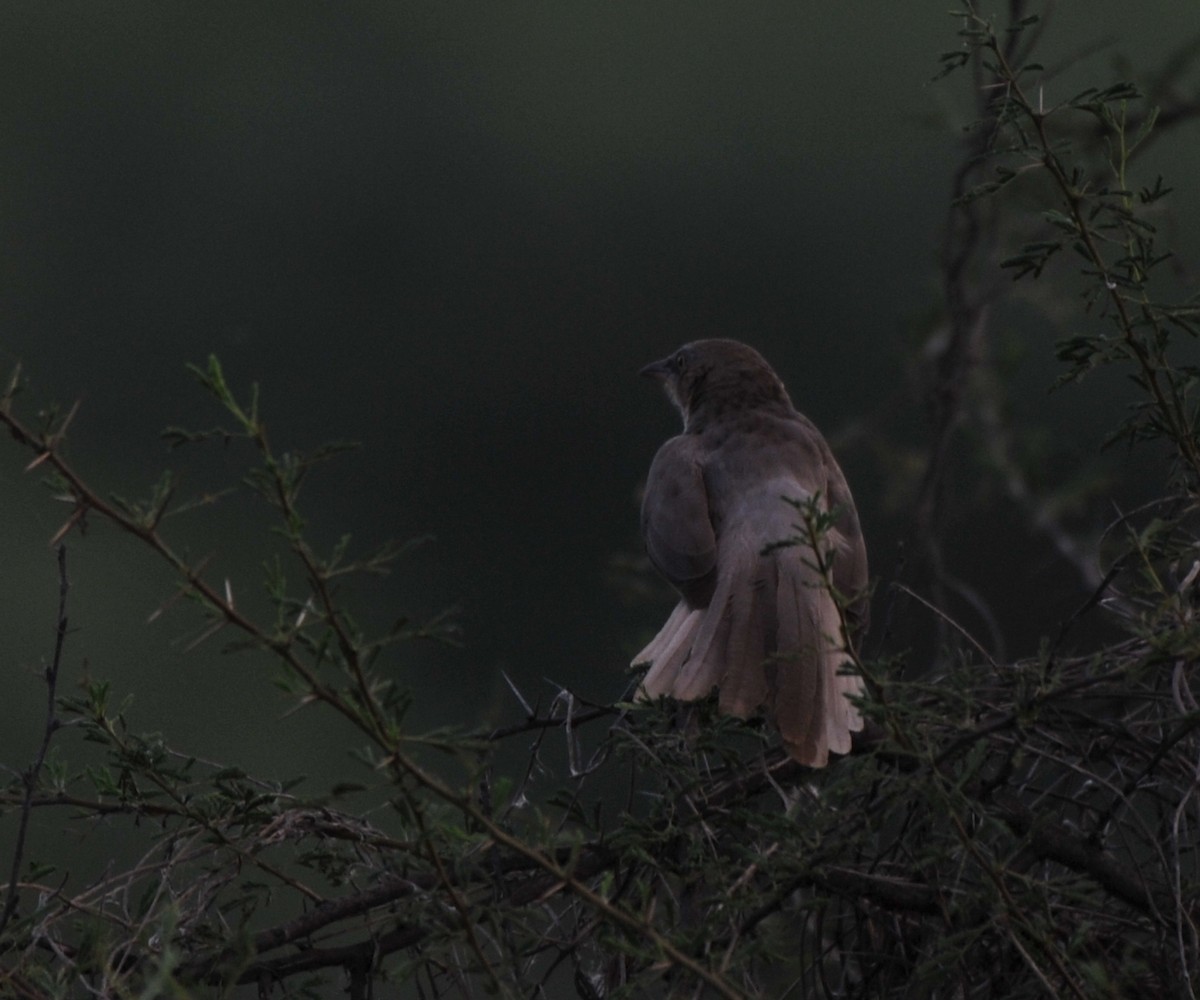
[884,0,1200,661]
[0,545,69,941]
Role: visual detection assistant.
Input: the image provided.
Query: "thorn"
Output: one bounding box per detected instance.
[147,586,187,623]
[280,694,320,719]
[294,597,315,629]
[183,553,214,584]
[51,399,82,445]
[182,619,224,653]
[149,555,214,622]
[48,507,84,547]
[24,451,52,472]
[501,670,535,718]
[3,362,22,403]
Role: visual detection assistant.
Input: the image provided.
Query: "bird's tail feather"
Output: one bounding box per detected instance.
[634,602,699,694]
[634,544,863,768]
[776,549,863,766]
[717,555,772,718]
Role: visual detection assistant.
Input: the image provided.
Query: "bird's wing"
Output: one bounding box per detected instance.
[640,435,717,594]
[824,443,870,643]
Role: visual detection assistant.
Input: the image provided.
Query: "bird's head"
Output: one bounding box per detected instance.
[640,339,791,430]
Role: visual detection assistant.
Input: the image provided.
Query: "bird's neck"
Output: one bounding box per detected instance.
[684,374,793,432]
[686,397,795,433]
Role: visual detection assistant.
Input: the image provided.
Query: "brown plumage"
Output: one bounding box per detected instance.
[633,339,868,767]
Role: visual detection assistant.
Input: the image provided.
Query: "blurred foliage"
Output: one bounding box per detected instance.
[3,3,1200,998]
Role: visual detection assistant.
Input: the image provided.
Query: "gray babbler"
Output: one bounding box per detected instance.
[634,339,868,767]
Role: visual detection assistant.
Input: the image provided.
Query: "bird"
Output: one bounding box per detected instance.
[632,339,868,767]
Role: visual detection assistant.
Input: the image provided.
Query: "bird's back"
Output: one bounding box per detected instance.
[695,409,829,544]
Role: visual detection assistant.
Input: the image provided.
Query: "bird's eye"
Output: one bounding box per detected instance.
[673,352,686,370]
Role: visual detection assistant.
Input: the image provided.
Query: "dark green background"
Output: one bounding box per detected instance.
[1,4,1197,794]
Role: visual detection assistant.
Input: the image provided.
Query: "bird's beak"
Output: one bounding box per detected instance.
[639,357,672,380]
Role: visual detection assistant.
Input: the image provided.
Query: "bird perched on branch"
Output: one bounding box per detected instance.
[633,339,868,767]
